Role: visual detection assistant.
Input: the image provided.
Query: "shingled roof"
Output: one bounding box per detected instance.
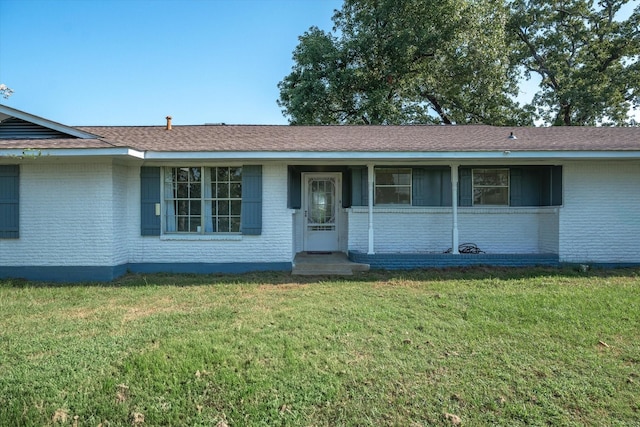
[68,124,638,153]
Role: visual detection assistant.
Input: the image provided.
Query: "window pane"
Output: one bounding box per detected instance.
[474,187,509,205]
[177,200,189,215]
[230,217,241,232]
[230,167,242,181]
[218,200,230,215]
[190,200,201,215]
[190,183,201,198]
[217,167,229,181]
[217,183,229,198]
[218,217,230,232]
[176,183,189,198]
[230,200,242,215]
[230,183,242,198]
[189,216,201,232]
[376,187,411,204]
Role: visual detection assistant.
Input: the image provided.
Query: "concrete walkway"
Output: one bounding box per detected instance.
[292,252,370,276]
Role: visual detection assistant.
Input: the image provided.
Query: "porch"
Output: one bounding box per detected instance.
[349,251,560,269]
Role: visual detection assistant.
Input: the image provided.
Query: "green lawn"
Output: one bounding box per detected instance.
[1,268,639,426]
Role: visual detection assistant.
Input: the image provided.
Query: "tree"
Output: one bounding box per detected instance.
[0,84,13,99]
[278,0,530,125]
[508,0,640,126]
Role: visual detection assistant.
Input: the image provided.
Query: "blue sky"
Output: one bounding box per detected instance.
[0,0,342,125]
[1,0,637,126]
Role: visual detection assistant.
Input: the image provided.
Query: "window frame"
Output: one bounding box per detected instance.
[374,167,412,205]
[472,168,510,206]
[163,166,243,234]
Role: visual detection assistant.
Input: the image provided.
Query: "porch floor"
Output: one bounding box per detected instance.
[292,252,370,276]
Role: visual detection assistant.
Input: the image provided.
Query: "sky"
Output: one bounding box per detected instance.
[0,0,637,126]
[0,0,342,126]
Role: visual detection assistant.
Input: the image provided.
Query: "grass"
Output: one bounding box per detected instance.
[1,267,639,426]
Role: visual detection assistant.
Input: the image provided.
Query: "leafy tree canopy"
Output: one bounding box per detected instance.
[279,0,639,126]
[278,0,529,125]
[509,0,640,126]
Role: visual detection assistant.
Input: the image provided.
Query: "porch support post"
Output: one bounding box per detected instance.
[451,164,460,255]
[367,163,375,254]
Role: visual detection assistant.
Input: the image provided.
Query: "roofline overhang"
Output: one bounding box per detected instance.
[143,150,640,161]
[1,148,639,162]
[0,148,145,159]
[0,104,100,139]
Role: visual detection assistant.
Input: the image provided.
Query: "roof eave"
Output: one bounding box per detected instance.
[0,147,145,159]
[142,150,640,161]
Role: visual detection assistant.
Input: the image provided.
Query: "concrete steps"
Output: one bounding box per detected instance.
[292,252,370,276]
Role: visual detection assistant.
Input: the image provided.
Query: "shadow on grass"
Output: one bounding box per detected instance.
[2,265,639,288]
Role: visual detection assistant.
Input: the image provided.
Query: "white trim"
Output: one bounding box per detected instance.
[451,164,459,255]
[2,148,639,161]
[0,148,145,158]
[143,150,640,161]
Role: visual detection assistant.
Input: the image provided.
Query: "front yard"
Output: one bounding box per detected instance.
[1,268,638,426]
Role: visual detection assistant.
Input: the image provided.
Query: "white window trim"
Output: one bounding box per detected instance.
[472,168,510,206]
[374,167,412,205]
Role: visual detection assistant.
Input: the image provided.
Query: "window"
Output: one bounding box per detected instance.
[375,168,412,205]
[164,166,242,233]
[473,168,509,205]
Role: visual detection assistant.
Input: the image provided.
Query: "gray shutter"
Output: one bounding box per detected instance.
[288,167,301,209]
[510,168,522,206]
[140,167,161,236]
[0,165,19,238]
[459,168,472,206]
[241,165,262,235]
[413,167,452,207]
[412,168,429,206]
[350,167,368,206]
[551,166,563,206]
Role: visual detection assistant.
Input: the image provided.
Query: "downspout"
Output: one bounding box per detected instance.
[451,164,459,254]
[367,163,375,254]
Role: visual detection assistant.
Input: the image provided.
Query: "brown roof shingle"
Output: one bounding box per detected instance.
[3,124,639,152]
[77,125,640,152]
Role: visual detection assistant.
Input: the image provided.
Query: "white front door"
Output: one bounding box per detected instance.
[303,173,341,252]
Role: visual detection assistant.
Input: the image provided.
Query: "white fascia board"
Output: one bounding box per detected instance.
[0,104,99,139]
[0,148,145,159]
[143,150,640,161]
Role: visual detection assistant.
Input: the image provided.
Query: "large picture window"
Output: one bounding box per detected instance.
[473,168,509,205]
[164,166,242,233]
[375,168,411,205]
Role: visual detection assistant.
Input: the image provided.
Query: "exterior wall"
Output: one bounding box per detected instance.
[458,208,558,254]
[126,162,294,266]
[559,161,640,264]
[348,207,559,254]
[0,161,116,267]
[0,161,294,281]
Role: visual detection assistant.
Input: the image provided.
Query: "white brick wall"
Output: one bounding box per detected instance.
[559,161,640,263]
[1,162,294,268]
[348,207,560,254]
[1,161,116,266]
[3,159,637,269]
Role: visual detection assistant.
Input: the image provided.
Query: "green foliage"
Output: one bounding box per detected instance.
[279,0,639,127]
[508,0,640,125]
[278,0,530,126]
[1,268,639,426]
